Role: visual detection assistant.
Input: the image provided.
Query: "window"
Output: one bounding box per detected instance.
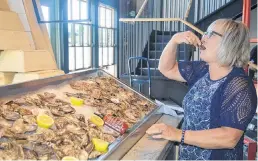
[36,0,117,74]
[41,6,50,35]
[98,4,116,68]
[68,0,92,71]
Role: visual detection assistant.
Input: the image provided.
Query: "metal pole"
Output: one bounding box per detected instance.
[242,0,251,28]
[135,0,149,18]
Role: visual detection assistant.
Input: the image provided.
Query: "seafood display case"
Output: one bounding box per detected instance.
[0,69,166,160]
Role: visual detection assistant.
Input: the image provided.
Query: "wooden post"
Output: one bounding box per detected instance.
[22,0,57,68]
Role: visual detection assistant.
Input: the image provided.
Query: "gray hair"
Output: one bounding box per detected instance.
[209,19,250,68]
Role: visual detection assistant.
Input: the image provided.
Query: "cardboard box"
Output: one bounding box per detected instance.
[0,11,24,31]
[0,30,34,50]
[0,50,57,72]
[12,70,65,84]
[0,72,16,86]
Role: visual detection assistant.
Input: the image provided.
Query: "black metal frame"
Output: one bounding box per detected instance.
[32,0,91,24]
[98,4,116,67]
[67,0,93,72]
[33,0,119,74]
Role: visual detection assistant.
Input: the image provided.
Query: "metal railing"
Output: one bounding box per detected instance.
[194,0,235,22]
[119,0,193,76]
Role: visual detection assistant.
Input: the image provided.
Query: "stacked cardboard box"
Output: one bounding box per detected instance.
[0,0,64,85]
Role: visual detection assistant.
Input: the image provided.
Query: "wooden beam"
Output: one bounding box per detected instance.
[0,30,33,50]
[34,0,56,66]
[119,18,204,35]
[12,70,64,84]
[0,11,25,31]
[0,50,57,72]
[22,0,57,69]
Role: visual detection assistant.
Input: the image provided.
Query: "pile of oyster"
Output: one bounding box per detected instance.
[69,77,155,127]
[0,77,155,160]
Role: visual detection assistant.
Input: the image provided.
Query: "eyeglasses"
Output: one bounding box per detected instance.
[203,31,223,38]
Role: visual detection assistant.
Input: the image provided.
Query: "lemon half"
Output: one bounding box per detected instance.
[36,114,54,129]
[90,114,104,127]
[92,138,109,152]
[70,97,84,106]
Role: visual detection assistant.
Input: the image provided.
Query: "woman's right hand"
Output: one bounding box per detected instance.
[171,31,201,47]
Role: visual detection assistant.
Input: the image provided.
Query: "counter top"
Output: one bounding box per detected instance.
[121,114,182,160]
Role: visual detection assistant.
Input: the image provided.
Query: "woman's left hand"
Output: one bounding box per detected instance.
[146,123,182,142]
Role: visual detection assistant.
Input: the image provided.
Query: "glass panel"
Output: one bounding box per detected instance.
[109,47,114,65]
[68,24,72,46]
[83,25,89,46]
[102,47,108,66]
[102,28,107,47]
[84,47,91,68]
[112,10,115,28]
[111,30,114,45]
[104,65,115,76]
[99,47,103,67]
[69,47,75,71]
[75,24,80,46]
[81,1,88,20]
[76,47,83,69]
[68,0,72,20]
[99,6,106,27]
[106,8,112,28]
[98,28,103,46]
[79,24,83,46]
[72,0,80,20]
[107,29,112,46]
[41,6,50,37]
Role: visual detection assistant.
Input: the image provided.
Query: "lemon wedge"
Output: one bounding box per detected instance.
[70,97,84,106]
[62,156,79,161]
[36,114,54,129]
[92,138,109,152]
[90,114,104,127]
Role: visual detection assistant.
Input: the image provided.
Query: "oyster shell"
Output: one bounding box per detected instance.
[2,111,20,121]
[11,119,37,134]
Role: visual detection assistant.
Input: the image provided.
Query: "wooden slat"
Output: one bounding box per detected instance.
[0,11,24,31]
[22,0,48,50]
[34,0,57,66]
[0,50,57,72]
[0,30,33,50]
[12,70,64,84]
[0,0,10,11]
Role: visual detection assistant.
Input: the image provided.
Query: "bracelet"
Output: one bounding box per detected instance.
[181,130,186,144]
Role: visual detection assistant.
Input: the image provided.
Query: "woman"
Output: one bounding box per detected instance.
[146,19,257,160]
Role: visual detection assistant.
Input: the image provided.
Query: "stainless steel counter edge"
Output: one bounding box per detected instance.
[121,114,182,160]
